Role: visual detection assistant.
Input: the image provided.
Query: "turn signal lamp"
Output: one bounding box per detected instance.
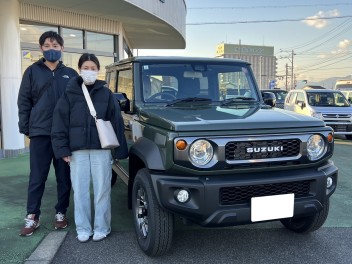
[176,140,187,150]
[327,133,333,143]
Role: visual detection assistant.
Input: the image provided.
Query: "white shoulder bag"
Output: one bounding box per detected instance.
[82,83,120,149]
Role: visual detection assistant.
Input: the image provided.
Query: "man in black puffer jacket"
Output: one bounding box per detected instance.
[17,31,78,236]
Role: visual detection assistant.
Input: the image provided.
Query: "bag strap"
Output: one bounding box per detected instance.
[81,83,97,118]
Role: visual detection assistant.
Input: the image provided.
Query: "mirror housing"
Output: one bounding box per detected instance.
[113,92,130,113]
[261,92,276,107]
[297,101,306,109]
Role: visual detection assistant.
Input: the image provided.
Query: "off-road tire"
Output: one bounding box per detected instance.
[132,168,174,256]
[280,199,330,233]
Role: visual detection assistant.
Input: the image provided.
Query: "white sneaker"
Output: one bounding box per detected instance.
[77,234,90,243]
[93,233,107,242]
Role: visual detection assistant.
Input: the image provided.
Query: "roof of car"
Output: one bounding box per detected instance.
[303,85,327,89]
[106,56,250,68]
[289,89,338,93]
[261,89,287,92]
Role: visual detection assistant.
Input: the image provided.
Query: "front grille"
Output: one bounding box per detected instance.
[329,124,352,132]
[220,180,312,205]
[275,103,284,109]
[323,114,351,118]
[225,139,300,160]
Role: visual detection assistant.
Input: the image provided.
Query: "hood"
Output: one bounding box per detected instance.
[139,104,325,132]
[311,105,352,114]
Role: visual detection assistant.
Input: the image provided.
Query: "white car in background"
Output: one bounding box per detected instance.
[284,88,352,139]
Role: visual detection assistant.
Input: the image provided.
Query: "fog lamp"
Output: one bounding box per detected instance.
[327,177,333,188]
[176,189,190,203]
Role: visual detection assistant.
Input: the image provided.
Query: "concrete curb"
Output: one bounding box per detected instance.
[25,231,68,264]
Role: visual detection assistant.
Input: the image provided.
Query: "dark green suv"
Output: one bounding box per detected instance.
[105,56,338,257]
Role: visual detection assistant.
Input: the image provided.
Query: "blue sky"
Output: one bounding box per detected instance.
[139,0,352,84]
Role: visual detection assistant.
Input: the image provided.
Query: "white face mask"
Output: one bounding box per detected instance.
[80,70,98,85]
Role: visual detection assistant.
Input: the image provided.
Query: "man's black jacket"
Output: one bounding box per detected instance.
[51,77,128,160]
[17,59,78,137]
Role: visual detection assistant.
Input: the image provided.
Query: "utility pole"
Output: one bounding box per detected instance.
[239,39,242,60]
[259,56,262,89]
[291,50,294,90]
[279,49,295,91]
[285,63,288,91]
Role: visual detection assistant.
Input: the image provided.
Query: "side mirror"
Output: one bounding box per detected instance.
[262,92,276,107]
[113,92,130,113]
[297,101,306,109]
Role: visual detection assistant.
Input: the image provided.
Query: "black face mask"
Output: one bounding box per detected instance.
[43,49,61,62]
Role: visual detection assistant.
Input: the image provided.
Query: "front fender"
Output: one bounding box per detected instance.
[129,137,165,170]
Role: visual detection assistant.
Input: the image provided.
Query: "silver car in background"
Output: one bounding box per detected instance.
[284,88,352,139]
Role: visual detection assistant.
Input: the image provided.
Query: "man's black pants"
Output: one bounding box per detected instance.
[27,136,71,217]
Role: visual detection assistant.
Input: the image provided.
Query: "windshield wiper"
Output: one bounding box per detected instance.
[221,97,257,106]
[166,97,212,106]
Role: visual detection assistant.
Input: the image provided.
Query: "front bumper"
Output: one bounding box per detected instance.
[150,161,338,227]
[324,121,352,135]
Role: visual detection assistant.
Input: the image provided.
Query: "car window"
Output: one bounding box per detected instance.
[306,91,350,107]
[287,92,296,104]
[342,91,352,102]
[296,92,305,104]
[117,69,133,102]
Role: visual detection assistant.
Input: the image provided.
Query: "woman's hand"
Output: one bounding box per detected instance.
[62,156,71,165]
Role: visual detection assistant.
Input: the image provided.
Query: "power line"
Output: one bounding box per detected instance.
[298,21,352,54]
[296,53,352,74]
[186,15,352,25]
[281,18,352,51]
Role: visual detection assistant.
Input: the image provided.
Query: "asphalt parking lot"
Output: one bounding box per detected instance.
[0,136,351,263]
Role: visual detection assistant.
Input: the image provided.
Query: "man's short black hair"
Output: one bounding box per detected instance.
[78,53,101,70]
[39,31,64,46]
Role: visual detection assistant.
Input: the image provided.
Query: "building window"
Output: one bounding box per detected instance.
[61,28,83,49]
[20,22,116,80]
[86,32,113,53]
[20,23,58,44]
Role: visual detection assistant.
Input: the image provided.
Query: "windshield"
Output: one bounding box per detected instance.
[306,91,350,107]
[342,91,352,101]
[141,62,259,105]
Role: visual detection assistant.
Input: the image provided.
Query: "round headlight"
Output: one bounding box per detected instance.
[189,139,213,166]
[307,135,325,160]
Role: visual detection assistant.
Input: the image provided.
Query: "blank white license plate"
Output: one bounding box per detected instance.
[251,193,294,222]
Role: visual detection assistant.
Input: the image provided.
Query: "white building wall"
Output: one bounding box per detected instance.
[19,3,122,35]
[0,0,24,157]
[127,0,186,37]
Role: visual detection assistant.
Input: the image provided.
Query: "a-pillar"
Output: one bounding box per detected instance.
[0,0,25,158]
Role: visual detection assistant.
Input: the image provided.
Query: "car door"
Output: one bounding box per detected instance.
[294,92,307,115]
[284,91,296,111]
